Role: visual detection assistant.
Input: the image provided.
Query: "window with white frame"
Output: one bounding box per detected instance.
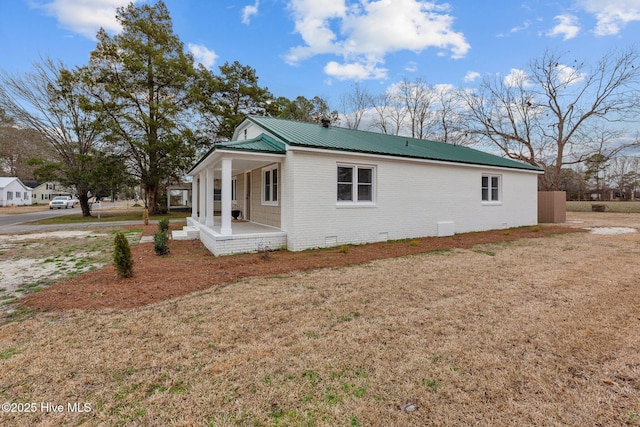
[481,174,501,202]
[337,164,375,204]
[262,165,278,205]
[7,192,13,200]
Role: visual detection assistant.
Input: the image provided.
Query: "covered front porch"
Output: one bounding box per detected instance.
[176,216,286,256]
[173,135,287,256]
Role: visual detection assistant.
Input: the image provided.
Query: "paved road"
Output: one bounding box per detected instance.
[0,202,154,234]
[0,207,82,231]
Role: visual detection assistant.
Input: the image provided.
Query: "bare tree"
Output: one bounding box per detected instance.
[398,77,437,139]
[461,48,640,190]
[371,89,406,136]
[0,58,107,216]
[608,156,640,199]
[339,83,372,130]
[0,109,54,180]
[431,85,474,145]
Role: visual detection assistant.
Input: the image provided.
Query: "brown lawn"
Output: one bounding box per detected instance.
[0,212,639,426]
[22,223,577,311]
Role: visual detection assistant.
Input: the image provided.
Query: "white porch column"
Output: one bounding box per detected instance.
[220,157,232,235]
[191,179,198,219]
[205,167,214,227]
[198,172,206,224]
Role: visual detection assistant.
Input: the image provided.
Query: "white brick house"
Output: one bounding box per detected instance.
[0,177,33,207]
[175,116,542,256]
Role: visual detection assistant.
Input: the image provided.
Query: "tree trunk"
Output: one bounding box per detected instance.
[146,182,160,215]
[76,188,92,217]
[78,193,92,217]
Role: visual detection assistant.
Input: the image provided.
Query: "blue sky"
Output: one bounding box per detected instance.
[1,0,640,107]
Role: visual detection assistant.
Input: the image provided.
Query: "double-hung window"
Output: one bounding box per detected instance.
[337,165,375,204]
[262,165,278,205]
[481,174,501,202]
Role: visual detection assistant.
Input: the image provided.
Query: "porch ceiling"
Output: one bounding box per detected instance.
[190,151,284,177]
[226,157,276,176]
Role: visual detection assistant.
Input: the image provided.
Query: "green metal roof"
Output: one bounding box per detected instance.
[247,116,542,172]
[188,133,285,174]
[216,133,286,153]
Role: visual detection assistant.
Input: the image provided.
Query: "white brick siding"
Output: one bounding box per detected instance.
[281,149,538,251]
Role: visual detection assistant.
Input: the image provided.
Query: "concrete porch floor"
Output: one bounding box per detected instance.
[174,217,287,256]
[209,219,282,235]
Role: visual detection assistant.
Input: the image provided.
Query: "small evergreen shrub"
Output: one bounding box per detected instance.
[113,232,134,278]
[154,231,170,256]
[158,217,170,233]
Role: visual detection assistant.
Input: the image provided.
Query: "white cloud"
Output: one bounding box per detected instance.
[285,0,469,80]
[554,63,586,86]
[242,0,259,25]
[188,43,218,69]
[30,0,132,39]
[404,61,418,73]
[503,64,583,89]
[464,71,481,82]
[504,68,529,87]
[546,14,581,40]
[324,60,388,80]
[578,0,640,36]
[510,20,531,34]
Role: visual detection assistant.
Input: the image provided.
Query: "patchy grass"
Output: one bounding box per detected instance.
[0,214,639,425]
[567,200,640,213]
[28,210,189,225]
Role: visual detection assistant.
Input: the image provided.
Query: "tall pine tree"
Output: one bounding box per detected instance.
[87,1,199,214]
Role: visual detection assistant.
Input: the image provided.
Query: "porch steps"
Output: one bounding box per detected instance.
[172,225,200,240]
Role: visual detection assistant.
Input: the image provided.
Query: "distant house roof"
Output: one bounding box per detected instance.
[0,177,32,190]
[246,116,542,172]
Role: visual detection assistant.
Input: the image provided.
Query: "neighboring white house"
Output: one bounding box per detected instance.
[31,181,75,204]
[174,116,543,256]
[0,177,33,207]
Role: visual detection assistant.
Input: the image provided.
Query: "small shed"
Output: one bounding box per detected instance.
[167,182,192,211]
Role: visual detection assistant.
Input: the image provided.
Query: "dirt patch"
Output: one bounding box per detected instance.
[0,230,109,243]
[0,205,48,214]
[0,230,135,315]
[22,224,580,312]
[588,226,637,235]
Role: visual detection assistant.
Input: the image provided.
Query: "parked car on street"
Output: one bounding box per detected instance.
[49,196,77,209]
